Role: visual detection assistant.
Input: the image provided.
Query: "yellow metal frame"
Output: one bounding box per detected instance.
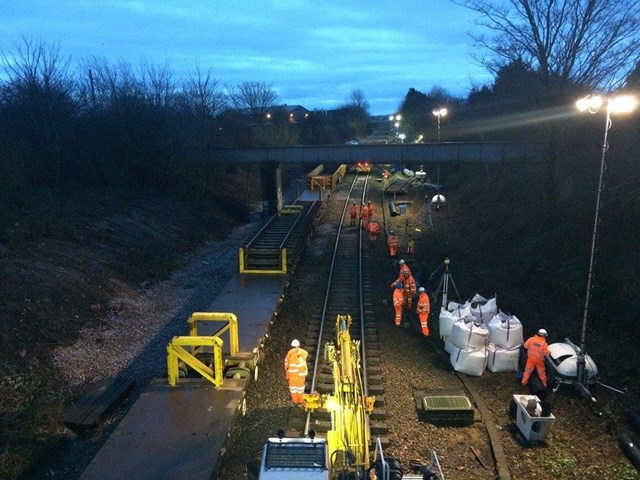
[238,247,288,274]
[167,312,241,387]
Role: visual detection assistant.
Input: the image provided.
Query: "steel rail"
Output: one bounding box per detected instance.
[304,174,369,436]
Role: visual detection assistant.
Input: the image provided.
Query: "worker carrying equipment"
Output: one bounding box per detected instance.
[522,329,550,388]
[416,287,431,336]
[285,339,308,404]
[393,283,405,326]
[387,230,399,257]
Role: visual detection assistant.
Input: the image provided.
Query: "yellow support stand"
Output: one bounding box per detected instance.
[167,312,240,387]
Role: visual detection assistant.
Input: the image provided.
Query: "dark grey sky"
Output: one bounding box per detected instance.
[1,0,494,114]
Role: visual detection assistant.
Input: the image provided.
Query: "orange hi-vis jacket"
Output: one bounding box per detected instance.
[387,234,399,255]
[368,221,379,235]
[349,203,359,218]
[285,347,308,379]
[523,335,549,361]
[360,204,371,220]
[417,292,431,317]
[392,264,413,285]
[402,274,417,297]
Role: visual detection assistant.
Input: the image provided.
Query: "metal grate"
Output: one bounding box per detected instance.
[422,395,472,411]
[264,442,326,469]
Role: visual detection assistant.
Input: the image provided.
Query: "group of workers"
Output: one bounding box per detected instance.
[390,259,430,336]
[282,197,552,406]
[349,201,379,243]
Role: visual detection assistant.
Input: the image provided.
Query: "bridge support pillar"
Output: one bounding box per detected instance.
[260,163,283,215]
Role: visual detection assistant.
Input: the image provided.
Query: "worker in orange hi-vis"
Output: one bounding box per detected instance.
[348,201,359,227]
[366,201,374,223]
[387,230,399,257]
[284,339,308,405]
[521,329,550,388]
[368,218,379,243]
[401,270,417,309]
[391,259,412,285]
[361,203,370,229]
[392,282,405,326]
[416,287,431,336]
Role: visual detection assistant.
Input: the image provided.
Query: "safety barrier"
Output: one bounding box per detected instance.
[307,164,347,191]
[167,312,240,387]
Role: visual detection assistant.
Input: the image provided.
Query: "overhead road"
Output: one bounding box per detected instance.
[212,141,543,165]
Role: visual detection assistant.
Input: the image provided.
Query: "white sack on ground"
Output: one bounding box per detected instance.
[444,335,453,354]
[450,317,489,351]
[439,304,472,339]
[487,311,523,349]
[450,345,487,376]
[487,343,520,373]
[469,293,497,323]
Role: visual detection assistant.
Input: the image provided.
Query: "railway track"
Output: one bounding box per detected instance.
[284,174,388,443]
[239,200,319,272]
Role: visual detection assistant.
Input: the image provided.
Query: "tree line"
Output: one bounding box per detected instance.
[0,37,370,211]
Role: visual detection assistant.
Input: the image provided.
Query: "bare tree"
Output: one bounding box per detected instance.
[229,81,278,123]
[347,89,370,113]
[460,0,640,89]
[0,37,76,188]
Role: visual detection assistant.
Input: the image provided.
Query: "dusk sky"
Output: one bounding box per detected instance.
[1,1,495,115]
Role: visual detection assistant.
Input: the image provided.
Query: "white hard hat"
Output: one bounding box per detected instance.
[291,339,300,347]
[390,230,395,234]
[399,259,405,265]
[537,329,548,337]
[418,287,425,292]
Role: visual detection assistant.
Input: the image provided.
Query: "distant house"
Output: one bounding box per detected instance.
[267,104,311,124]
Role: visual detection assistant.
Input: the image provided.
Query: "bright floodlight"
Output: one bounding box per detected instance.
[575,94,636,114]
[432,108,447,117]
[609,95,637,113]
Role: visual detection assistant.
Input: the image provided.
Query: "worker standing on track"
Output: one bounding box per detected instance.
[349,201,358,227]
[521,329,550,388]
[366,201,374,223]
[401,270,417,309]
[393,282,405,326]
[361,202,370,229]
[285,339,308,405]
[368,218,379,243]
[416,287,431,336]
[391,259,412,283]
[387,230,399,257]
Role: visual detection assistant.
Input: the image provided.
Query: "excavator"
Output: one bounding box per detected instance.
[250,315,443,479]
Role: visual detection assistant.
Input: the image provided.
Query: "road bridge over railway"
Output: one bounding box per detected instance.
[213,141,541,165]
[214,141,543,214]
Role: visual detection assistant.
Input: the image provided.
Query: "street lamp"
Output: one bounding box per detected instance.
[432,108,447,142]
[389,114,402,142]
[574,93,636,394]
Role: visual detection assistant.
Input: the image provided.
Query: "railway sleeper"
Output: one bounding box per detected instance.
[366,374,384,386]
[370,420,389,435]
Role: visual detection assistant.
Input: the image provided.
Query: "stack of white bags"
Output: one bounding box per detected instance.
[438,294,523,377]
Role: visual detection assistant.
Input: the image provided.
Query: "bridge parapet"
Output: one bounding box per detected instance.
[213,142,542,165]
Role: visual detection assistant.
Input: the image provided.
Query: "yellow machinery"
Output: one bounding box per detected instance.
[302,315,376,479]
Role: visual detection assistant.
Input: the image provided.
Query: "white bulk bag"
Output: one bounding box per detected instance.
[450,317,489,351]
[487,311,524,349]
[439,304,472,339]
[469,293,497,323]
[487,343,520,373]
[450,345,487,376]
[443,335,454,354]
